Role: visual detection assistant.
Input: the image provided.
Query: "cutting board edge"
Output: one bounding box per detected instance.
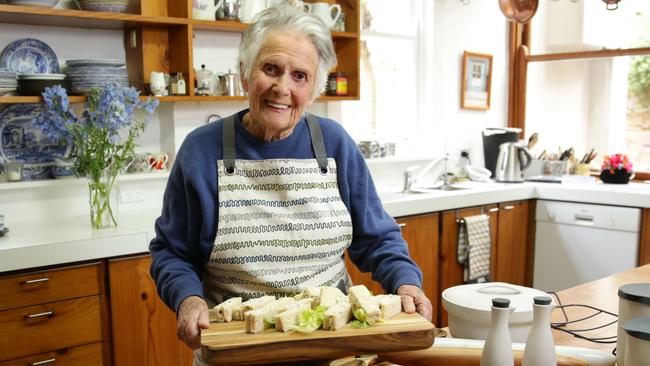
[202,327,435,366]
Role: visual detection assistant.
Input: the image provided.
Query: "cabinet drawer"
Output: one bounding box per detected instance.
[0,342,103,366]
[0,263,102,311]
[0,296,102,361]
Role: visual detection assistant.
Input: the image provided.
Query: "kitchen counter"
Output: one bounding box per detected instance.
[1,181,649,273]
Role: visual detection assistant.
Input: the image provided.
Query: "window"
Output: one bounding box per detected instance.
[525,0,650,173]
[332,0,430,156]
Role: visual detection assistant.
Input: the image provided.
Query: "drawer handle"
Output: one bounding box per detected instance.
[398,223,406,228]
[23,277,50,285]
[30,358,56,366]
[488,207,499,213]
[503,205,515,210]
[25,311,54,320]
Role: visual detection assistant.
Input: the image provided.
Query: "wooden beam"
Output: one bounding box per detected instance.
[527,47,650,62]
[515,45,529,136]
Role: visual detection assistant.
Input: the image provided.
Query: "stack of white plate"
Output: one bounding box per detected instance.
[0,69,17,96]
[65,59,129,95]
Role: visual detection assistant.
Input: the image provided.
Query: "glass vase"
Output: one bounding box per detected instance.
[87,167,119,229]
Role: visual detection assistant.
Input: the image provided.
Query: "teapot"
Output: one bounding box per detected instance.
[309,2,341,29]
[217,70,241,96]
[195,64,214,96]
[192,0,217,20]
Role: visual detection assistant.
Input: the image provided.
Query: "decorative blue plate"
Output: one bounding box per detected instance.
[0,38,60,74]
[0,104,67,180]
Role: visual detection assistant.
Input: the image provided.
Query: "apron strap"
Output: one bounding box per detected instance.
[222,114,236,174]
[305,113,329,174]
[221,112,328,174]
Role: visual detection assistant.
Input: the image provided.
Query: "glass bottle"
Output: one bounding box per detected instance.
[177,72,186,96]
[170,73,179,96]
[522,296,556,366]
[480,298,514,366]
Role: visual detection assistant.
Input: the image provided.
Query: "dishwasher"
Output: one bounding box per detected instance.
[533,200,641,292]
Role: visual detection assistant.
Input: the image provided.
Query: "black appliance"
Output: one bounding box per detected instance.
[482,127,521,178]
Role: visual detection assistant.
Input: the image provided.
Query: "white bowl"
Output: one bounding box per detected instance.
[5,0,58,8]
[442,282,552,342]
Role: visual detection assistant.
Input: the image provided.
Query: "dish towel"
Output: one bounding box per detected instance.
[457,214,491,283]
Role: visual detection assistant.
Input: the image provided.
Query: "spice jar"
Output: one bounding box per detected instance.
[327,72,348,96]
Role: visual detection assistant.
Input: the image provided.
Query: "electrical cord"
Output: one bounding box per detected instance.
[547,291,618,355]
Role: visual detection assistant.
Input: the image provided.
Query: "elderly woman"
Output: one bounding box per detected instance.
[149,4,432,356]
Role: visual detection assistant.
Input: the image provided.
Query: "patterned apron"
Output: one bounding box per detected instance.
[203,113,353,305]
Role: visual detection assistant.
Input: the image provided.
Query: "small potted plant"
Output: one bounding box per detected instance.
[34,84,158,228]
[600,153,634,184]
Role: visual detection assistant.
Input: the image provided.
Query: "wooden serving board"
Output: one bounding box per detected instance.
[201,311,435,366]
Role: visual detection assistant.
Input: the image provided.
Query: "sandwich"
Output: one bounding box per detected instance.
[317,286,346,309]
[213,297,242,322]
[375,294,402,320]
[294,286,322,300]
[244,297,296,334]
[233,295,276,320]
[274,301,312,332]
[322,300,353,331]
[348,285,382,325]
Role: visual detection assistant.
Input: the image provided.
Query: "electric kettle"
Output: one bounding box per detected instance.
[495,142,532,183]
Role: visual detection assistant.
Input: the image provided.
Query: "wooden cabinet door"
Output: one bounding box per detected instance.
[108,255,193,366]
[494,200,532,286]
[344,213,440,308]
[397,213,439,324]
[439,205,498,327]
[639,208,650,266]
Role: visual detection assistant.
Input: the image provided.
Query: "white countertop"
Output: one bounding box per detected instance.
[2,181,650,273]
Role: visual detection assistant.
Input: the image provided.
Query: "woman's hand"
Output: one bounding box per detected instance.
[397,284,433,322]
[177,295,210,349]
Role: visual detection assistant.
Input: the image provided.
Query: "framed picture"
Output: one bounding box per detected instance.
[461,51,493,110]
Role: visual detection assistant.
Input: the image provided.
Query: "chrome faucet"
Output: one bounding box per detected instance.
[402,153,450,193]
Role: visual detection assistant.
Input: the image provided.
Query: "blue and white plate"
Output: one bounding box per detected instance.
[0,38,60,74]
[0,104,67,180]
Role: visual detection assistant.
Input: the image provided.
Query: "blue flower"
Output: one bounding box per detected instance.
[34,83,159,177]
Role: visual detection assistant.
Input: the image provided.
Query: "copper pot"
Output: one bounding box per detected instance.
[602,0,621,10]
[498,0,539,24]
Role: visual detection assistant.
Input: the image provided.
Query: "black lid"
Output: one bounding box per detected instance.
[534,296,552,305]
[623,317,650,341]
[618,283,650,305]
[492,298,510,308]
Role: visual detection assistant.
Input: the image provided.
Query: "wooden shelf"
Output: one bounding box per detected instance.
[0,95,86,104]
[0,4,188,30]
[191,19,249,32]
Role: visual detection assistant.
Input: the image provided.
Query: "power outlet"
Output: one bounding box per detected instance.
[120,189,146,204]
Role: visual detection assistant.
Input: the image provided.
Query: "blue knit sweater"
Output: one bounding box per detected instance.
[149,111,423,311]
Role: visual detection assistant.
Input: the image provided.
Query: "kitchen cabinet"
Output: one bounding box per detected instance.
[108,255,193,366]
[345,213,440,323]
[0,0,360,104]
[639,208,650,266]
[0,262,108,364]
[438,200,533,327]
[494,200,534,286]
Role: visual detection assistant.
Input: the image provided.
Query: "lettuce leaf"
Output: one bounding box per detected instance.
[293,305,327,333]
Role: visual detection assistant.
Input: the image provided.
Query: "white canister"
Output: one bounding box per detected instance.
[617,283,650,366]
[238,0,266,23]
[622,317,650,366]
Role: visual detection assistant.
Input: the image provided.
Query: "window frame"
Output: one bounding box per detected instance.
[509,23,650,180]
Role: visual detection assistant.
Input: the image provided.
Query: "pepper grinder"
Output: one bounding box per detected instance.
[480,298,514,366]
[522,296,557,366]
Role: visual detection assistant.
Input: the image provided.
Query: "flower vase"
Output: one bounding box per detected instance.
[600,169,631,184]
[87,168,119,228]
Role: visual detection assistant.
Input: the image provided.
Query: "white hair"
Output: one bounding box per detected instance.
[239,5,337,100]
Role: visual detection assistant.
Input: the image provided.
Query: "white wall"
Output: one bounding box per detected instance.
[430,0,510,168]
